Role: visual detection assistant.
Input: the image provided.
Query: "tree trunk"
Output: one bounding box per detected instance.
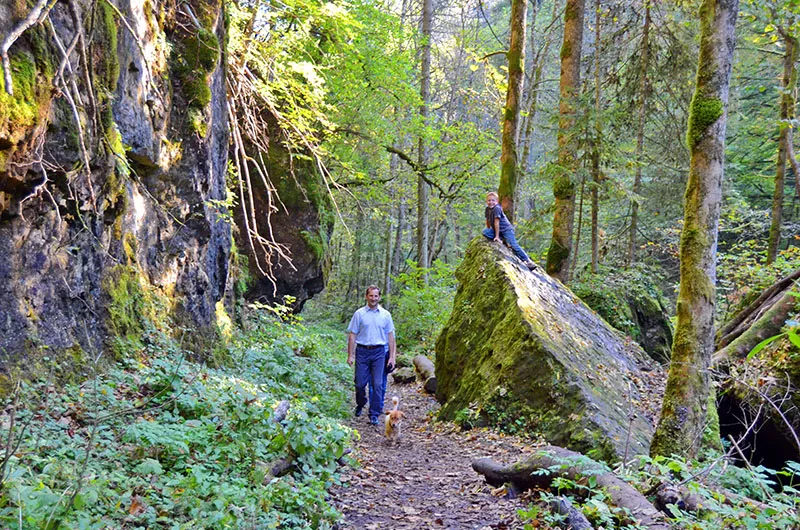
[590,0,601,274]
[767,30,797,264]
[392,198,406,295]
[498,0,528,223]
[650,0,739,459]
[472,446,669,530]
[546,0,586,282]
[570,172,586,279]
[417,0,432,272]
[627,0,652,266]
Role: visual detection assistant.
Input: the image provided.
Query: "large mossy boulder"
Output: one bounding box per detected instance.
[435,238,664,462]
[572,266,674,364]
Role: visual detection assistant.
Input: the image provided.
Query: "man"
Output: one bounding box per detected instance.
[347,285,397,425]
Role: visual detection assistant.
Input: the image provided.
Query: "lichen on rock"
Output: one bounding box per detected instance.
[435,238,664,462]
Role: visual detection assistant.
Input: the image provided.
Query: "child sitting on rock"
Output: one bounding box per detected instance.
[483,191,537,270]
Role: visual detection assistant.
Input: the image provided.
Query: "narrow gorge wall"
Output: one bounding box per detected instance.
[0,0,231,366]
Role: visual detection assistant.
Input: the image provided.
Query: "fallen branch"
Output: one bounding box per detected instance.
[472,445,669,530]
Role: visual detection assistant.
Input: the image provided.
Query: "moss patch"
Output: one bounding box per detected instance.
[686,95,722,150]
[103,265,170,354]
[0,48,52,147]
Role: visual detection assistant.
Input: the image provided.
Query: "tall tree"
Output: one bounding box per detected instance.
[417,0,432,270]
[767,24,798,264]
[650,0,739,459]
[546,0,586,282]
[590,0,602,274]
[627,0,652,265]
[498,0,528,222]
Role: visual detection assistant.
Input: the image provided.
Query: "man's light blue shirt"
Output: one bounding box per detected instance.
[347,305,395,346]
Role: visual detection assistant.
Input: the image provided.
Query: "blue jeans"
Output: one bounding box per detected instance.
[483,227,530,262]
[354,345,386,420]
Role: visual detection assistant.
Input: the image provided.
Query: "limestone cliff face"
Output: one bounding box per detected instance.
[435,238,665,462]
[0,0,231,362]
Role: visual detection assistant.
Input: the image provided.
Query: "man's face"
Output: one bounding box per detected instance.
[366,289,380,308]
[486,195,498,208]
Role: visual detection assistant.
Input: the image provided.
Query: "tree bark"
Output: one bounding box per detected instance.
[472,446,669,530]
[417,0,432,272]
[713,282,800,364]
[627,0,651,266]
[498,0,528,223]
[546,0,586,282]
[590,0,602,274]
[650,0,739,459]
[716,268,800,347]
[767,30,797,264]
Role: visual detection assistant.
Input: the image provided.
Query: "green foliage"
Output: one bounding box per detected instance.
[390,259,457,351]
[0,315,352,529]
[518,453,800,529]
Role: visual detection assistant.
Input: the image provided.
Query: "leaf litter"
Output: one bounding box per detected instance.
[330,382,533,529]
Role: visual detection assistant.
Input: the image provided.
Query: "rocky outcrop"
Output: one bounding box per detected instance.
[234,123,332,310]
[573,268,674,363]
[0,0,231,367]
[435,238,664,462]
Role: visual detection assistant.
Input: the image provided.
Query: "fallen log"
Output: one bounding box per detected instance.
[716,269,800,349]
[713,282,800,365]
[413,354,437,394]
[472,445,669,530]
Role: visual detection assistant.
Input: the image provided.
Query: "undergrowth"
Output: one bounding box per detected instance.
[0,312,352,529]
[518,452,800,529]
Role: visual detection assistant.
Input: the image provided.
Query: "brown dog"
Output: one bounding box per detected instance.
[384,396,404,444]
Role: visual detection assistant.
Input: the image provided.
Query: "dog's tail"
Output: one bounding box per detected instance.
[391,395,400,411]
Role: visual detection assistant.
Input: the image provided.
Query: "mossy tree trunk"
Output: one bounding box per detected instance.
[498,0,527,223]
[546,0,585,282]
[767,28,797,264]
[627,0,651,266]
[650,0,739,459]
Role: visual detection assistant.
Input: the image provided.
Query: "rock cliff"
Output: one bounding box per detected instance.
[435,238,665,462]
[0,0,230,370]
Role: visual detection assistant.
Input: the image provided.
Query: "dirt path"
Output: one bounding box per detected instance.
[331,382,534,529]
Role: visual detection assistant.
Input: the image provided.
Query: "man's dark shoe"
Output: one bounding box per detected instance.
[369,417,379,425]
[354,405,363,418]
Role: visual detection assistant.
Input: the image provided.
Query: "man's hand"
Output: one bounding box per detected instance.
[347,352,355,366]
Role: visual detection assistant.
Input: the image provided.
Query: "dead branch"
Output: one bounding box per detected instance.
[472,445,669,530]
[1,0,51,95]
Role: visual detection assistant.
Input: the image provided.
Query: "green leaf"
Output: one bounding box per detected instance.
[747,333,784,360]
[787,328,800,349]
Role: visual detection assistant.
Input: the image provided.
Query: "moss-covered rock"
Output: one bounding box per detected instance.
[572,266,674,363]
[435,238,664,462]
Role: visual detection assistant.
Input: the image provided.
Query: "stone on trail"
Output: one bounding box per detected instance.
[435,238,663,462]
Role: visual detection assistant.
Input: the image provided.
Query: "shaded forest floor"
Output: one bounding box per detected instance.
[331,382,535,529]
